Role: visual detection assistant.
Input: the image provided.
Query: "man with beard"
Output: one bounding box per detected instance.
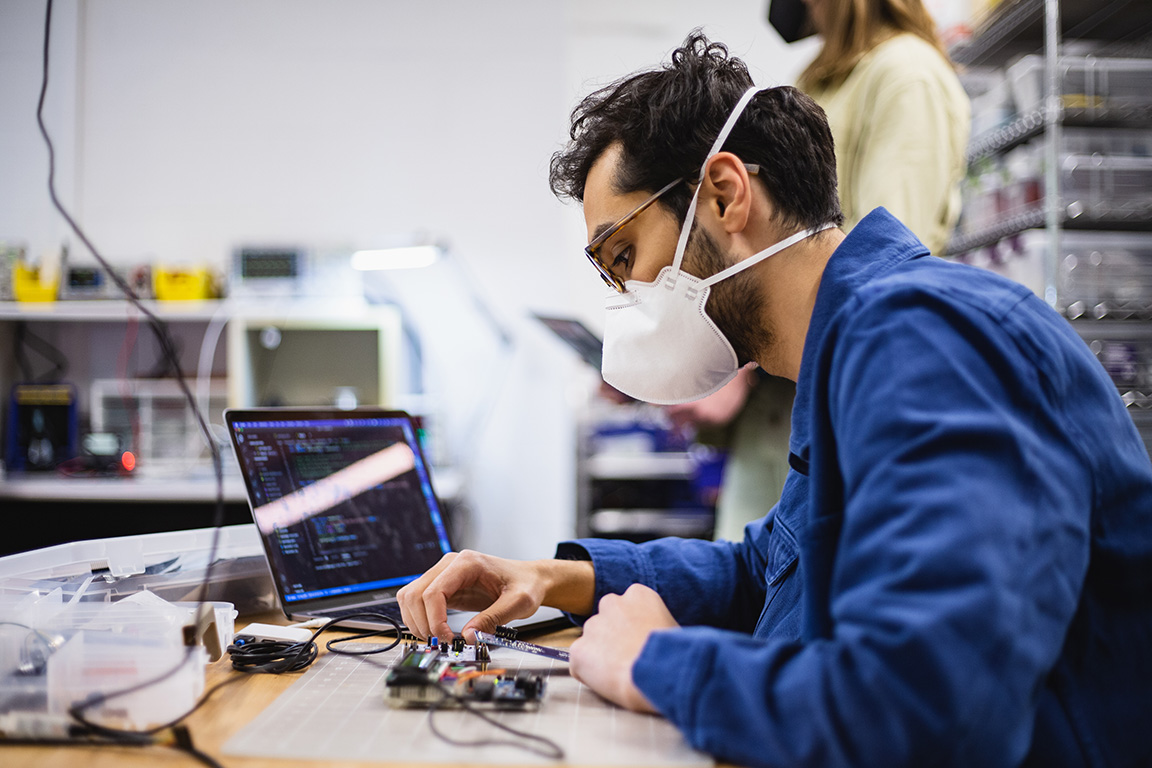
[398,31,1152,768]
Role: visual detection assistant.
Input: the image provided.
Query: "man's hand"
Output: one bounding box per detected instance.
[569,584,679,714]
[396,550,595,643]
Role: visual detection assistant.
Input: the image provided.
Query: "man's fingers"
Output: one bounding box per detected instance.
[425,590,454,641]
[460,591,537,643]
[397,552,456,639]
[398,582,431,639]
[419,553,482,640]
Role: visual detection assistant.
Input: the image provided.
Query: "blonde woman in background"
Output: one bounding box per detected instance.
[686,0,971,541]
[797,0,970,253]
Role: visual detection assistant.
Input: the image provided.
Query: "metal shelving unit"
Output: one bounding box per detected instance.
[949,0,1152,455]
[0,295,439,556]
[574,412,716,542]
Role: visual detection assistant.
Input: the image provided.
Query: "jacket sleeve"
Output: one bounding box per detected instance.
[556,513,774,631]
[631,292,1092,768]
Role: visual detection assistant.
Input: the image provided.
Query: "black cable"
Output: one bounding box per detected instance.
[36,0,227,757]
[226,612,403,674]
[33,5,553,763]
[14,322,69,382]
[142,333,183,379]
[69,671,247,736]
[226,614,564,759]
[36,0,220,478]
[13,322,35,381]
[227,638,319,673]
[355,639,565,760]
[0,731,224,768]
[170,725,227,768]
[426,684,566,760]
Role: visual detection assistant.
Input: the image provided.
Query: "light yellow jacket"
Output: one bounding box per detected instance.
[807,34,970,255]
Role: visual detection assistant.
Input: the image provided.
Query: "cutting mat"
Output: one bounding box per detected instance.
[222,641,713,766]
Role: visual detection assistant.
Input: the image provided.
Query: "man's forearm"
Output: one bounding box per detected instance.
[538,558,596,616]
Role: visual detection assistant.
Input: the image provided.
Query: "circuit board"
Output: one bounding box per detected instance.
[384,637,546,710]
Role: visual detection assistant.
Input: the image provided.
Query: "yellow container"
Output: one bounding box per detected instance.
[153,266,213,301]
[13,263,59,302]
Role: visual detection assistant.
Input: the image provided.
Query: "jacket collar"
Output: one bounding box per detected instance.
[787,208,931,464]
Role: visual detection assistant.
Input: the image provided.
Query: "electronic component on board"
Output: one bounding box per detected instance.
[473,631,571,663]
[384,643,546,710]
[493,625,519,641]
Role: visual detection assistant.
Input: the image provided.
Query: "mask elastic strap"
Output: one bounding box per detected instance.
[697,222,838,290]
[668,85,770,282]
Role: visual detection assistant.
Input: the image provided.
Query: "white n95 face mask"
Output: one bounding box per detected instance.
[600,85,835,405]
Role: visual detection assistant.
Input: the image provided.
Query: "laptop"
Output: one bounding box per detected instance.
[224,407,567,635]
[533,314,603,369]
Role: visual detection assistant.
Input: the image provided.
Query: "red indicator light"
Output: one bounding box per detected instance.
[122,451,137,472]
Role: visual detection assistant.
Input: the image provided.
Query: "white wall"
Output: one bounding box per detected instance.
[0,0,819,559]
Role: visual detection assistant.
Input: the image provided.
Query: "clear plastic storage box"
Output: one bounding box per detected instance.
[1062,154,1152,222]
[1060,127,1152,157]
[0,590,234,733]
[1008,55,1152,115]
[0,525,275,614]
[0,527,269,735]
[1076,325,1152,403]
[1057,231,1152,319]
[958,230,1152,320]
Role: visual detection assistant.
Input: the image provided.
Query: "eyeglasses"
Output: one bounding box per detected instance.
[584,164,760,293]
[584,177,683,293]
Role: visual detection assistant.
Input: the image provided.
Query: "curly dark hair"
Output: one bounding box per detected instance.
[549,30,843,233]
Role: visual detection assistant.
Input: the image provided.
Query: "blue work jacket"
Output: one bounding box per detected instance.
[560,209,1152,768]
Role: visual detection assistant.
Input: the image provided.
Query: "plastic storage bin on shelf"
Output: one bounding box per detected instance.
[1078,329,1152,404]
[1008,55,1152,115]
[1057,232,1152,319]
[955,230,1152,319]
[955,128,1152,241]
[12,263,59,303]
[1060,127,1152,157]
[1062,154,1152,222]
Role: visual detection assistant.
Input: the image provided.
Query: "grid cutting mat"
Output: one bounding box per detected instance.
[222,642,713,766]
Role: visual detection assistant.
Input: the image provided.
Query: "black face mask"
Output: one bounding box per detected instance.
[767,0,816,43]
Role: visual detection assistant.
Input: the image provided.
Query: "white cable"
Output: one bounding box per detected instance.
[195,299,232,456]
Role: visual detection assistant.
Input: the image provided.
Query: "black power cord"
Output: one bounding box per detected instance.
[27,1,228,765]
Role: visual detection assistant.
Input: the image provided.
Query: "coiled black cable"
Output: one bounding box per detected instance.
[226,612,403,674]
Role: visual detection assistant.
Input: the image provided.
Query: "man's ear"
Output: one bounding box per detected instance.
[701,152,754,235]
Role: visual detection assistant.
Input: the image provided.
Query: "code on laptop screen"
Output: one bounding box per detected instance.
[230,416,451,603]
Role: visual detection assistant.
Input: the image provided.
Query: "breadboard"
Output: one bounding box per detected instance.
[222,641,712,766]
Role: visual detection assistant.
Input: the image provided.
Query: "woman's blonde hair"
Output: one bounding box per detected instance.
[799,0,949,91]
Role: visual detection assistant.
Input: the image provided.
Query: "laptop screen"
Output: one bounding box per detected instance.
[227,411,451,605]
